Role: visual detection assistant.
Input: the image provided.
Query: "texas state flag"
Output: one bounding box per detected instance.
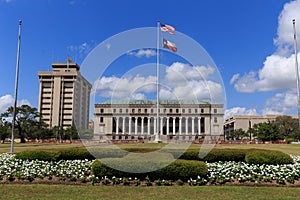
[163,38,177,53]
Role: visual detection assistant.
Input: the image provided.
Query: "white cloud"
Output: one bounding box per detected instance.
[165,62,215,85]
[232,53,299,92]
[262,90,297,115]
[232,0,300,93]
[0,94,31,114]
[274,0,300,55]
[225,107,258,119]
[0,95,13,113]
[162,62,223,101]
[93,75,157,99]
[127,49,156,58]
[93,62,224,103]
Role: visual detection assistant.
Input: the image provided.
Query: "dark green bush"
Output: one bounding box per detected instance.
[15,150,59,161]
[89,148,128,159]
[203,149,246,162]
[176,149,246,162]
[91,159,207,181]
[57,149,95,160]
[245,150,293,165]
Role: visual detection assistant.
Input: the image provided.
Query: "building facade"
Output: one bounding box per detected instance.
[94,100,224,142]
[38,61,92,129]
[223,114,298,138]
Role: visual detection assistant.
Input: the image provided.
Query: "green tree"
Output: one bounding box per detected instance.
[0,118,10,143]
[253,121,282,142]
[274,116,300,141]
[227,128,248,140]
[0,105,39,143]
[64,126,79,141]
[52,126,64,142]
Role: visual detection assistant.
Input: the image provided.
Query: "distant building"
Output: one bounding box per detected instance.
[223,114,298,138]
[37,60,92,129]
[93,100,224,142]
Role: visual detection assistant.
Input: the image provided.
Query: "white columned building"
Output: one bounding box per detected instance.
[94,100,224,142]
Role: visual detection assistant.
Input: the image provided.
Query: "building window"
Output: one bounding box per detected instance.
[100,117,104,123]
[126,109,128,113]
[119,108,122,113]
[164,109,166,113]
[176,109,179,113]
[170,109,173,113]
[151,109,154,113]
[138,109,141,113]
[188,109,191,114]
[145,109,147,113]
[201,109,204,113]
[132,109,135,113]
[113,109,116,113]
[214,117,218,123]
[195,109,198,113]
[100,109,104,113]
[214,109,217,113]
[182,109,185,113]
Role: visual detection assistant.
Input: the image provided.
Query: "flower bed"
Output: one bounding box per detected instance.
[1,153,300,186]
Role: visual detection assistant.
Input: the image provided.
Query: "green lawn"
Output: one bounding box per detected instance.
[0,142,85,153]
[1,184,300,200]
[2,142,300,155]
[215,143,300,155]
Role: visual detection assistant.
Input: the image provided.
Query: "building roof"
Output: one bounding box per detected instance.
[99,99,212,105]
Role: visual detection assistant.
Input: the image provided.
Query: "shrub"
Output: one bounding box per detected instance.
[57,149,94,160]
[177,149,246,162]
[245,150,293,165]
[89,148,128,159]
[15,150,59,161]
[91,159,207,182]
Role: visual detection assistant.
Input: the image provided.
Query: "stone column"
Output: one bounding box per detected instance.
[173,117,176,135]
[166,117,169,135]
[122,117,125,134]
[116,117,119,135]
[129,117,132,135]
[198,117,201,135]
[160,117,163,135]
[192,117,195,135]
[185,117,188,135]
[135,117,138,135]
[141,117,144,135]
[179,117,182,135]
[147,117,150,135]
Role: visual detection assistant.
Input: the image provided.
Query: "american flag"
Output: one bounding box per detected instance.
[160,23,175,34]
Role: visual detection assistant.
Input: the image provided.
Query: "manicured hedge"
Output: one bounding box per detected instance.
[91,159,207,181]
[170,149,246,162]
[15,150,60,161]
[58,149,95,160]
[245,150,293,165]
[170,148,293,165]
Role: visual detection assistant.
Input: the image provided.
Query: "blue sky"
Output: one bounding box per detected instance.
[1,0,300,119]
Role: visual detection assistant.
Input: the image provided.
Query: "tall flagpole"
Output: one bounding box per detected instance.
[156,20,160,142]
[293,19,300,130]
[10,20,22,153]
